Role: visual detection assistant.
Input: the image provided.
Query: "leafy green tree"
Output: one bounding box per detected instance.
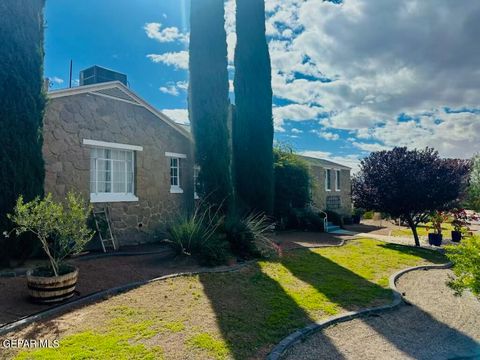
[189,0,232,212]
[465,154,480,211]
[233,0,274,214]
[0,0,46,262]
[273,146,311,221]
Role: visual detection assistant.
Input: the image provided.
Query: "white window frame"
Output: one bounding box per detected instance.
[325,168,332,191]
[84,139,141,203]
[166,152,187,194]
[335,169,341,192]
[193,165,200,200]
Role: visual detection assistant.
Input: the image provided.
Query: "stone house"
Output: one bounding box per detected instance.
[299,155,352,217]
[43,80,195,247]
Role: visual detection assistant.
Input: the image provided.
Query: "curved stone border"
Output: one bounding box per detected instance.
[266,262,453,360]
[0,260,254,336]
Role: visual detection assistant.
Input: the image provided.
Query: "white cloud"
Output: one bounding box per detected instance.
[161,109,189,125]
[273,104,323,131]
[50,76,64,84]
[300,150,361,172]
[147,51,189,70]
[311,129,340,141]
[144,22,188,43]
[263,0,480,158]
[159,81,188,96]
[291,128,303,134]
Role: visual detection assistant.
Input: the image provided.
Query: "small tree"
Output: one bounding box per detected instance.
[8,193,94,276]
[445,236,480,297]
[352,147,471,246]
[465,154,480,211]
[273,146,311,221]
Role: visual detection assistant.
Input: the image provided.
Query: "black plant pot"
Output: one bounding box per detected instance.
[451,230,462,243]
[428,233,443,246]
[352,215,361,224]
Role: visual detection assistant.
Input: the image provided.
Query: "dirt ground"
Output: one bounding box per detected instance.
[0,232,348,327]
[284,269,480,360]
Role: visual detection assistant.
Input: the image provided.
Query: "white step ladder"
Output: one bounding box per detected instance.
[93,206,117,252]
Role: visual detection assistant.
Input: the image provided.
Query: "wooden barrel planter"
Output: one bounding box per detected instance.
[26,266,79,304]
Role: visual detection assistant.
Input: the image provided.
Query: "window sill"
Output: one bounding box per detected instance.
[170,186,184,194]
[335,189,341,192]
[326,189,332,192]
[90,193,139,203]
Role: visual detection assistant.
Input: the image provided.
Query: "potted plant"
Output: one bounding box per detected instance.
[428,211,446,246]
[450,208,469,243]
[352,208,364,224]
[7,192,94,303]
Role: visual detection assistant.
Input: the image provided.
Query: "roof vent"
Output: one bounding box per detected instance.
[79,65,127,86]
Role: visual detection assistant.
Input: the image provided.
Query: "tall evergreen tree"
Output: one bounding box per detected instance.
[189,0,232,211]
[0,0,46,234]
[233,0,274,214]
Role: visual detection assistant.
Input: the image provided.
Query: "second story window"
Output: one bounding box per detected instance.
[335,170,341,191]
[325,169,332,191]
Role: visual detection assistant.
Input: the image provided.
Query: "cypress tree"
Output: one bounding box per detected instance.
[189,0,232,211]
[233,0,274,214]
[0,0,46,234]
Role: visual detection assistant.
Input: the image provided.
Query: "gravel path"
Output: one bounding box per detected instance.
[283,269,480,360]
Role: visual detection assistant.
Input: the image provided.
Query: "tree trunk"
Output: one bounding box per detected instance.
[405,215,420,247]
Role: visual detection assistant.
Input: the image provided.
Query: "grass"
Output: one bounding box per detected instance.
[11,238,446,360]
[392,222,454,238]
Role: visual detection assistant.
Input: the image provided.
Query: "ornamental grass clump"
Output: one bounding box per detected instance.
[7,192,94,277]
[167,204,227,266]
[226,212,278,259]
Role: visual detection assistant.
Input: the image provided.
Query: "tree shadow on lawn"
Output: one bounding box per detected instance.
[280,247,479,359]
[198,262,345,360]
[378,243,447,262]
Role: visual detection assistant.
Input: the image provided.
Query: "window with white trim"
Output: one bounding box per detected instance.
[325,169,332,191]
[193,166,200,199]
[166,152,186,193]
[335,169,341,191]
[89,147,137,202]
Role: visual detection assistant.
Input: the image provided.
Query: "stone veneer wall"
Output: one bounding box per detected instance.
[310,166,352,216]
[43,92,194,247]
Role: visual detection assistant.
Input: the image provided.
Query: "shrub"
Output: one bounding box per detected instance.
[226,213,277,259]
[273,146,311,222]
[166,205,228,266]
[363,210,374,219]
[445,236,480,297]
[7,193,94,276]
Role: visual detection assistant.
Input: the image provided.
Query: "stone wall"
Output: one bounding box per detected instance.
[310,166,352,216]
[43,92,194,247]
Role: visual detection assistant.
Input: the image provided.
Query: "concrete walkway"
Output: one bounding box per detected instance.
[283,268,480,360]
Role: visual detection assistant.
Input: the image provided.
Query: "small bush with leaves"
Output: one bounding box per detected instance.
[445,236,480,297]
[166,205,228,266]
[7,193,94,277]
[226,213,278,259]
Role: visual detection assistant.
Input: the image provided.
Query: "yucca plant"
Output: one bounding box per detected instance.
[167,204,227,266]
[226,212,278,259]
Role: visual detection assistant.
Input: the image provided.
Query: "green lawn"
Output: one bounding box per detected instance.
[11,239,446,360]
[392,222,454,238]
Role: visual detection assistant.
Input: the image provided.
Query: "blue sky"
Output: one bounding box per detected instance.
[45,0,480,170]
